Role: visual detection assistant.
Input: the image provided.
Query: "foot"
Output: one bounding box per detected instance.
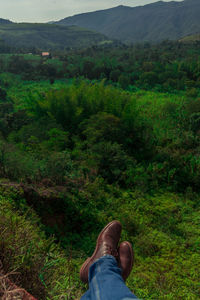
[80,220,122,283]
[118,241,134,281]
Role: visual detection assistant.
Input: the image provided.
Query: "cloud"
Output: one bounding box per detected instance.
[0,0,183,22]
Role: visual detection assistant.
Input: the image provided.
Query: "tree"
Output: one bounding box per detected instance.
[0,87,7,101]
[118,74,130,89]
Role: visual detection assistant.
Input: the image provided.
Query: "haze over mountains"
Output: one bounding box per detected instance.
[55,0,200,43]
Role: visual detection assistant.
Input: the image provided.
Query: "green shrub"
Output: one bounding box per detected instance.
[0,192,85,299]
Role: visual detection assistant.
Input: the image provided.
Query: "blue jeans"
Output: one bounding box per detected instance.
[81,255,138,300]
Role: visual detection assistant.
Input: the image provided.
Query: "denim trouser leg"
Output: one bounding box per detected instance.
[81,255,138,300]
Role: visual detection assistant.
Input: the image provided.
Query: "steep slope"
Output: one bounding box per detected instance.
[0,23,109,50]
[55,0,200,43]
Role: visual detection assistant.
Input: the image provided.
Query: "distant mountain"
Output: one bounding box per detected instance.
[55,0,200,43]
[0,18,12,24]
[0,23,109,50]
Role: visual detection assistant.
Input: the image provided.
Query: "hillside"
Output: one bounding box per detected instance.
[179,32,200,42]
[55,0,200,43]
[0,23,109,50]
[0,72,200,299]
[0,40,200,298]
[0,18,12,24]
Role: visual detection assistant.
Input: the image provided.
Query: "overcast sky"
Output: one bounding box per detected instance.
[0,0,183,23]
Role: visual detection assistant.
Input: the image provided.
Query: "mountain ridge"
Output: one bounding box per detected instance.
[54,0,200,43]
[0,18,13,24]
[0,23,109,50]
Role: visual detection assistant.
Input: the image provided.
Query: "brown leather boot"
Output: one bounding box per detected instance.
[80,220,122,283]
[118,241,134,281]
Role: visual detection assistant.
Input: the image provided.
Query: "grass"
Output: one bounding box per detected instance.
[0,187,85,299]
[1,182,200,299]
[0,77,200,299]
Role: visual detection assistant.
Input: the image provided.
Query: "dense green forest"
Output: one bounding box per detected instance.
[1,40,200,92]
[0,41,200,299]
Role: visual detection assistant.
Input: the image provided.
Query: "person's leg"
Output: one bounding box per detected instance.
[81,255,138,300]
[81,290,90,300]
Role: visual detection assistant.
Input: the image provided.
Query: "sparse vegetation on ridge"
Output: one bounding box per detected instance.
[0,23,109,51]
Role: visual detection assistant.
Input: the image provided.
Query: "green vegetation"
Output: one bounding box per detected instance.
[0,23,109,51]
[0,41,200,299]
[0,188,84,299]
[59,41,200,93]
[1,41,200,93]
[180,33,200,43]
